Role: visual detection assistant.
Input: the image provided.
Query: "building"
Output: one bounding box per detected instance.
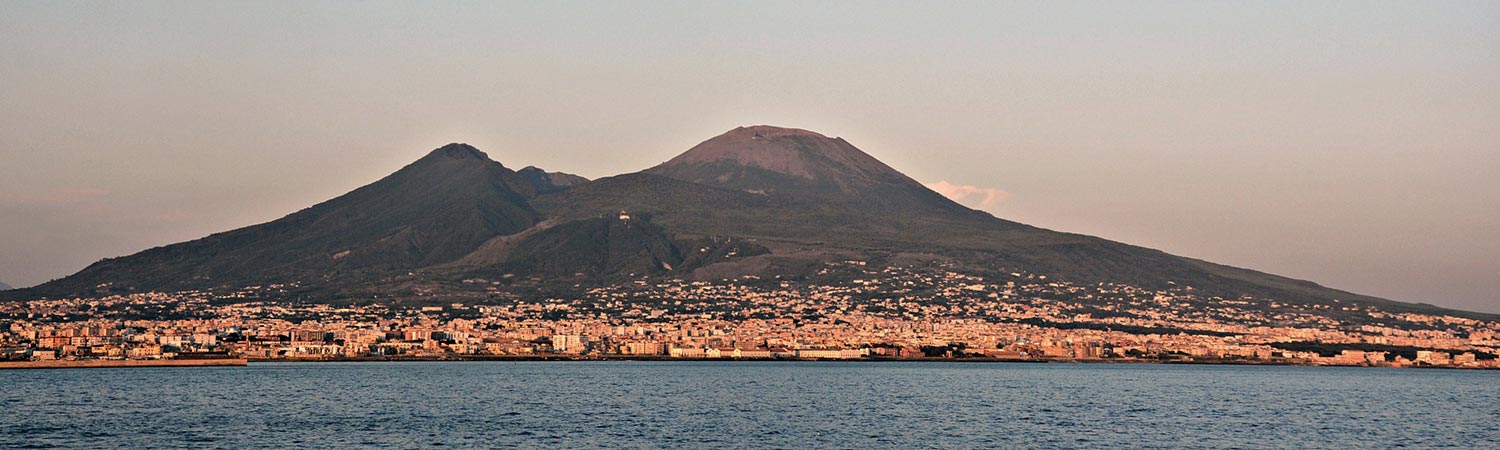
[551,335,588,354]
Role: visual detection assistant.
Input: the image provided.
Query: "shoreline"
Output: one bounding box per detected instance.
[2,356,1491,370]
[245,355,1496,370]
[0,358,247,370]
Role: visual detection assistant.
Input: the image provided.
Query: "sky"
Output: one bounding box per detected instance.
[1,1,1496,312]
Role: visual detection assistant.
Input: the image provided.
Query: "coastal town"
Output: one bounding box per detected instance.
[3,260,1497,369]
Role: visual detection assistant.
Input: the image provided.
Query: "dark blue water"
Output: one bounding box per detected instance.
[2,362,1496,449]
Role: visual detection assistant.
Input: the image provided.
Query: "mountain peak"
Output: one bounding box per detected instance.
[423,143,490,161]
[518,166,591,193]
[649,125,900,182]
[732,125,832,140]
[646,125,915,194]
[641,125,990,217]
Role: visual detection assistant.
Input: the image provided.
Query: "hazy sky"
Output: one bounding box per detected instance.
[2,1,1497,312]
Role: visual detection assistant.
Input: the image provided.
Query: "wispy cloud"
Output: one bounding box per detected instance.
[925,180,1010,209]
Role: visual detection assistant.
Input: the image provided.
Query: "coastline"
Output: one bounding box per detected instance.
[2,356,1492,370]
[243,355,1497,370]
[0,358,247,370]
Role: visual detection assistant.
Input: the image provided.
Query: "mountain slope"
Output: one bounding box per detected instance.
[476,216,684,278]
[17,143,540,297]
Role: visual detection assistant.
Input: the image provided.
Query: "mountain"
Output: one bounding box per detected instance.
[0,281,11,291]
[517,166,589,193]
[18,143,540,297]
[5,127,1485,320]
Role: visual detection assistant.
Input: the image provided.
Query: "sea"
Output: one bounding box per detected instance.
[2,361,1496,449]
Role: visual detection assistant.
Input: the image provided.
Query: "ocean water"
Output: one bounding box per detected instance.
[2,361,1496,449]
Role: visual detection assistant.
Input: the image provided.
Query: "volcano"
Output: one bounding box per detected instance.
[7,126,1481,320]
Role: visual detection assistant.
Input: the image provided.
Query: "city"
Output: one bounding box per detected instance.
[5,259,1495,369]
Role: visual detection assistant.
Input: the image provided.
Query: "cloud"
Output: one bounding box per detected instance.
[925,180,1011,209]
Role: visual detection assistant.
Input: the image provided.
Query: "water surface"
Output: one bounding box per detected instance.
[3,361,1495,449]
